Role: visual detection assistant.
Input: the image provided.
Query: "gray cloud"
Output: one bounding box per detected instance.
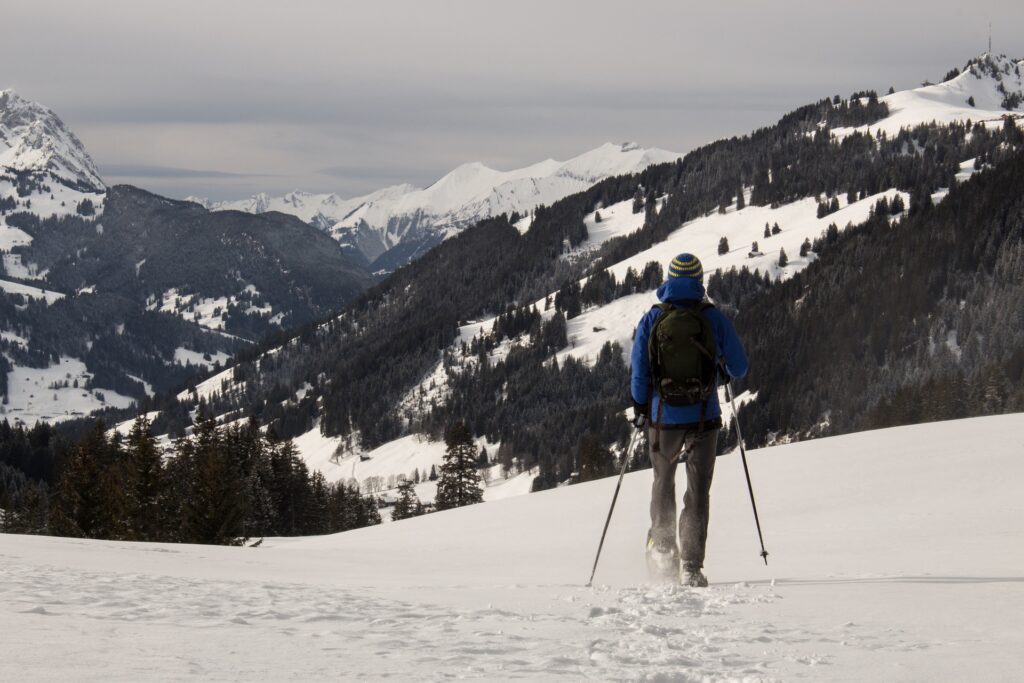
[5,0,1022,201]
[102,164,269,179]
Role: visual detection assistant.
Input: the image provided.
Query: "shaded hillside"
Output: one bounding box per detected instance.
[722,141,1024,445]
[0,186,372,412]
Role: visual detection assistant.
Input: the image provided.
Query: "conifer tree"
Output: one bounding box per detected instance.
[577,433,614,482]
[434,422,483,511]
[800,238,811,257]
[778,248,789,268]
[126,415,162,540]
[764,223,771,238]
[772,222,781,235]
[391,480,424,521]
[718,236,730,255]
[182,417,245,544]
[631,187,644,214]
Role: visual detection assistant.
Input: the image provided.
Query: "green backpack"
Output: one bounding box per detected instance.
[647,302,717,408]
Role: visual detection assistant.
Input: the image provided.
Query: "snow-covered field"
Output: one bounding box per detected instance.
[288,425,535,505]
[3,413,1022,681]
[1,355,135,424]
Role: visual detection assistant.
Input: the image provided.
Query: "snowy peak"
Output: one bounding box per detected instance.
[837,54,1024,138]
[554,142,679,184]
[201,142,681,268]
[0,89,104,191]
[950,53,1024,109]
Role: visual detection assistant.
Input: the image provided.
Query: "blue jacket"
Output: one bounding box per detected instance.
[630,277,749,425]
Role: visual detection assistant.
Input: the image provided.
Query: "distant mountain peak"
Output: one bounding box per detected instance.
[198,142,681,270]
[0,89,104,191]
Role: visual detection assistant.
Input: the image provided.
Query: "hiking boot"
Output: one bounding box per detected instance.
[645,534,679,583]
[681,564,709,588]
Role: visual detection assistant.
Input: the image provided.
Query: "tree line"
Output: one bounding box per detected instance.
[2,416,382,542]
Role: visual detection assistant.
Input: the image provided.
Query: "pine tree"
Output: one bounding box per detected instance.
[391,480,424,521]
[772,222,781,235]
[631,187,644,214]
[181,418,246,545]
[434,422,483,511]
[718,236,729,255]
[594,210,602,223]
[800,238,811,257]
[50,423,117,539]
[778,248,789,268]
[125,415,162,540]
[577,433,614,482]
[764,222,771,238]
[736,185,745,210]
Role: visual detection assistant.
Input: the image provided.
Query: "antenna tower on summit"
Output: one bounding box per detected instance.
[988,22,991,54]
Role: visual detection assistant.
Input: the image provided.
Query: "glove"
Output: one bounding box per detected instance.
[631,401,649,429]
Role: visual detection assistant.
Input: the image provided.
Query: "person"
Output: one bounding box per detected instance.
[630,252,748,586]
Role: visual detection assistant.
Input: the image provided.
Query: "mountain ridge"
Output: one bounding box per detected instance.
[196,141,681,269]
[0,89,103,192]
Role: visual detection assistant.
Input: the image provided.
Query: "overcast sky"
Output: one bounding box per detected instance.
[6,0,1022,201]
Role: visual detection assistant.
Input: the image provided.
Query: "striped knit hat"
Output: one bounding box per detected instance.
[668,253,703,280]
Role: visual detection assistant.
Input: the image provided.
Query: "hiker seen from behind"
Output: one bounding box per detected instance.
[630,252,748,587]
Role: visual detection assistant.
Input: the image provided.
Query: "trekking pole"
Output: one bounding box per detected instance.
[586,424,643,587]
[719,362,769,565]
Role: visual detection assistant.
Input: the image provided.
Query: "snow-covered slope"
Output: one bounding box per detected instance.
[0,89,106,260]
[0,89,104,191]
[200,142,681,268]
[189,183,417,232]
[834,53,1024,138]
[3,413,1022,680]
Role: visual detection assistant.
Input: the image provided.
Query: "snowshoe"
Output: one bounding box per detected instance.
[681,564,709,588]
[645,533,679,583]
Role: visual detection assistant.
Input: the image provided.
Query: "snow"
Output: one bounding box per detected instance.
[0,329,28,348]
[0,89,105,190]
[2,253,47,280]
[290,425,529,505]
[832,54,1024,140]
[2,413,1022,680]
[200,142,680,262]
[573,196,649,255]
[176,364,238,402]
[0,221,34,251]
[111,410,161,437]
[1,355,134,424]
[173,347,230,369]
[0,278,64,305]
[150,288,277,334]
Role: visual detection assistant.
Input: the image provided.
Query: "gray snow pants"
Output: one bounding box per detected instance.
[648,426,719,569]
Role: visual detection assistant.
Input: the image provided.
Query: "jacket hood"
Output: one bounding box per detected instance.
[656,277,706,303]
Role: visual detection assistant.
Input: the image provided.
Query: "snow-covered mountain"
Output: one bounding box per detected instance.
[198,142,681,269]
[0,89,104,191]
[4,413,1022,680]
[0,91,372,425]
[157,54,1024,501]
[834,52,1024,137]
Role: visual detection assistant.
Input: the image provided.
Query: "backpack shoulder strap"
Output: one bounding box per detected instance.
[689,302,717,360]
